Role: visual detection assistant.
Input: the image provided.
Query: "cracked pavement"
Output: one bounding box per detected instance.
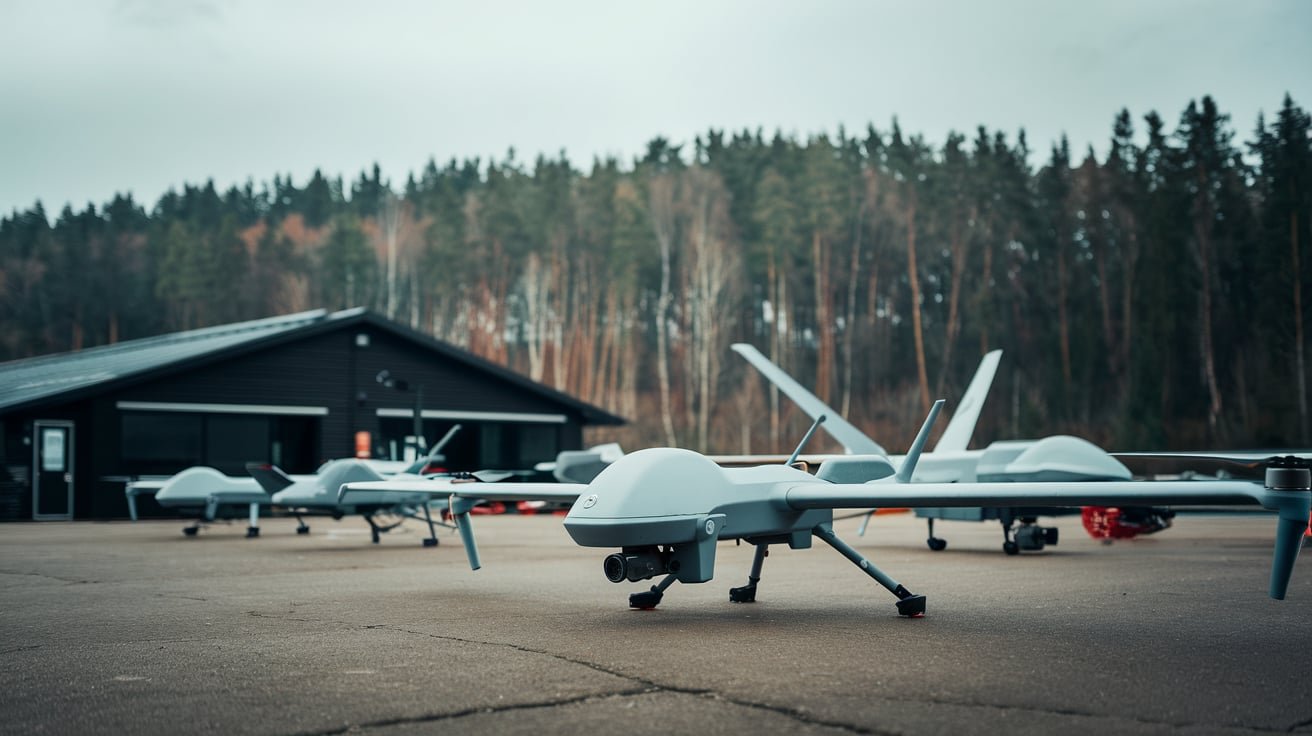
[1,512,1310,735]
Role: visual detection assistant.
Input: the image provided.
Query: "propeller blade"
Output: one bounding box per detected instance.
[471,469,516,483]
[1116,451,1307,468]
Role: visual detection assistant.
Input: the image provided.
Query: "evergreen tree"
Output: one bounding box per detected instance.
[316,213,375,309]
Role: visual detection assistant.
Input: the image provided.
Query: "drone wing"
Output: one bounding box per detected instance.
[341,478,585,504]
[734,343,1003,456]
[340,477,585,571]
[783,477,1309,599]
[731,343,886,455]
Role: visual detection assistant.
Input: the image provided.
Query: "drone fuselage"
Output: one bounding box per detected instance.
[563,448,830,584]
[271,459,430,513]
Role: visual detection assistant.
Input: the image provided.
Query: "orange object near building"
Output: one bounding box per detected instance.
[354,431,371,458]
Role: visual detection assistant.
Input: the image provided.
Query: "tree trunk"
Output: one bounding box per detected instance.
[841,213,862,419]
[979,236,994,354]
[1058,239,1072,400]
[380,193,401,320]
[935,213,968,397]
[653,185,678,447]
[1095,240,1116,378]
[1194,205,1223,437]
[1119,230,1140,397]
[768,250,781,450]
[1293,209,1308,444]
[812,230,833,404]
[906,192,931,415]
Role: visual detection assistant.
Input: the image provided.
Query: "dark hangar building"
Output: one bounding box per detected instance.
[0,308,625,521]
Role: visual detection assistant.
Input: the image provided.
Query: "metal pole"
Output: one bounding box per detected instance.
[413,384,425,456]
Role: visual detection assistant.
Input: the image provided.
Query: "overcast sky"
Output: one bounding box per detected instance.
[2,0,1309,216]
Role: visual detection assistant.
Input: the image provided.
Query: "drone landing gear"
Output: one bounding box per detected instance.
[630,574,678,610]
[245,502,260,538]
[420,503,440,548]
[183,523,202,537]
[729,544,769,603]
[365,514,383,544]
[294,513,310,535]
[813,523,926,617]
[926,518,947,551]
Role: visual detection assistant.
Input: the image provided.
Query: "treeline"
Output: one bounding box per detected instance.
[2,94,1310,453]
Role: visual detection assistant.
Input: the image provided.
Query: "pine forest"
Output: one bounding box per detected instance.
[3,94,1310,453]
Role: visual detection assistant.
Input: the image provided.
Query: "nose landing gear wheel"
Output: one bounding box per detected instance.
[927,537,947,551]
[1003,541,1019,555]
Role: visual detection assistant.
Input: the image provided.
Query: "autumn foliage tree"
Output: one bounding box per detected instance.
[3,95,1310,452]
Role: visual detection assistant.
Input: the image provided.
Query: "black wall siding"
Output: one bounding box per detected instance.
[1,314,614,521]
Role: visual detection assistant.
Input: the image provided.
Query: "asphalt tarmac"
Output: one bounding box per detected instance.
[1,511,1310,735]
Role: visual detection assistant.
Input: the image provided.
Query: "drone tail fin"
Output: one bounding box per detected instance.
[934,350,1001,452]
[245,462,295,494]
[426,424,462,458]
[896,400,945,484]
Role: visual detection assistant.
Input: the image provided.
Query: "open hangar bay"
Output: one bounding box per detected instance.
[1,511,1309,735]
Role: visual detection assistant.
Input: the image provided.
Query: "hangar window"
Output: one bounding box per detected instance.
[121,413,203,473]
[516,424,559,467]
[373,418,559,471]
[207,415,270,474]
[119,412,319,475]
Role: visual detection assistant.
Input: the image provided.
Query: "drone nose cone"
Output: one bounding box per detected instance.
[563,448,727,548]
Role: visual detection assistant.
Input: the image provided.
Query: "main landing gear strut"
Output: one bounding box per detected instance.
[629,574,678,610]
[623,525,927,618]
[419,503,441,548]
[728,544,769,603]
[814,523,926,617]
[363,512,403,544]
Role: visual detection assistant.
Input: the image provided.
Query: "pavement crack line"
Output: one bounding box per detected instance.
[251,611,1290,736]
[0,569,103,585]
[247,611,318,623]
[293,689,651,736]
[0,644,42,656]
[154,593,209,602]
[247,609,890,736]
[351,623,896,736]
[1286,715,1312,732]
[862,692,1294,734]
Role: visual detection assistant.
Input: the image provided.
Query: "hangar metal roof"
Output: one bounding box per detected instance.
[0,308,625,425]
